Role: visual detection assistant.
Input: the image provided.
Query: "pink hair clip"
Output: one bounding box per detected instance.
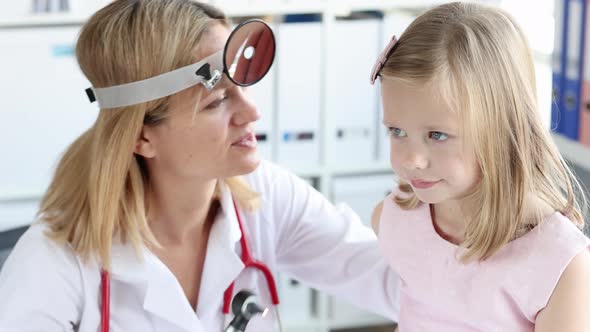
[370,35,398,85]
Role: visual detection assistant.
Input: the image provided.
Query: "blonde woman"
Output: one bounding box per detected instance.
[370,2,590,331]
[0,1,401,331]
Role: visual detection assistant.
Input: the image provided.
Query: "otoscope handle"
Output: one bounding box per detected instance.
[224,290,268,332]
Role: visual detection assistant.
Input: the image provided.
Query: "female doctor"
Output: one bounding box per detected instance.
[0,0,400,331]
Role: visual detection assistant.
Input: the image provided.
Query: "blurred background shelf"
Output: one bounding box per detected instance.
[553,133,590,171]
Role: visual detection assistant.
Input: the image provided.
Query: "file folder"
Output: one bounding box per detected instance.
[326,19,380,165]
[551,0,568,132]
[561,0,586,139]
[276,21,321,169]
[248,51,276,162]
[580,1,590,146]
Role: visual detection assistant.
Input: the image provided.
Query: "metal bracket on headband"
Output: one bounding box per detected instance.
[196,63,222,90]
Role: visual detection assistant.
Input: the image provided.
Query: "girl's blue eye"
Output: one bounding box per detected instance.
[387,127,407,138]
[429,131,448,141]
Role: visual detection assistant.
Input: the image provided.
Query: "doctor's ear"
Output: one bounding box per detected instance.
[134,126,157,158]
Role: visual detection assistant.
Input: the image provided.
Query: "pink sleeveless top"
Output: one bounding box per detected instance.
[378,193,590,331]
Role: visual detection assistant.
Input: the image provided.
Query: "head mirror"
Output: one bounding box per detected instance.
[85,19,276,109]
[224,20,276,86]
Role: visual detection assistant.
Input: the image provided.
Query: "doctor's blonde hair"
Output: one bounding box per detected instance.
[39,0,258,271]
[378,2,587,261]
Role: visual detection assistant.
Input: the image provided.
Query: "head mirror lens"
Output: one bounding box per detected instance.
[224,20,275,86]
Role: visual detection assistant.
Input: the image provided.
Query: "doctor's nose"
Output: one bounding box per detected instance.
[232,88,260,126]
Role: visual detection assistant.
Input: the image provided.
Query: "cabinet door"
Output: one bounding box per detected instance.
[0,26,97,200]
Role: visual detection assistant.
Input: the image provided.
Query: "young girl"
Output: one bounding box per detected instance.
[370,2,590,331]
[0,1,401,330]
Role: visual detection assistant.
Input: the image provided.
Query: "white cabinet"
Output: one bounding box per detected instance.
[0,26,97,200]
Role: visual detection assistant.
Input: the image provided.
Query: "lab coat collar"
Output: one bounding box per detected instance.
[109,179,245,329]
[109,239,203,331]
[142,253,206,331]
[196,179,245,318]
[109,236,150,284]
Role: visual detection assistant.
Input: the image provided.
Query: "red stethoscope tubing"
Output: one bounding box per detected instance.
[101,268,110,332]
[222,199,280,314]
[99,199,280,332]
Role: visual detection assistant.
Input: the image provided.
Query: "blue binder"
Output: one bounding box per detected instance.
[551,0,568,133]
[561,0,587,140]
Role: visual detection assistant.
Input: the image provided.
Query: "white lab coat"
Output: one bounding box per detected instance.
[0,161,400,331]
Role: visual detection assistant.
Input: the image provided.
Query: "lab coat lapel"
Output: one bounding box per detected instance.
[110,239,204,331]
[196,180,244,319]
[142,254,205,332]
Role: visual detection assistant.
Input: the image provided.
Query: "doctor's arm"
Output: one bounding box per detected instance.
[266,165,400,321]
[0,225,83,331]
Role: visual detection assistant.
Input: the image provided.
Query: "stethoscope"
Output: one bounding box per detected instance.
[99,199,283,332]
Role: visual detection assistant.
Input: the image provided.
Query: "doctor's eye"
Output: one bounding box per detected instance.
[387,127,407,138]
[429,131,449,141]
[205,94,229,110]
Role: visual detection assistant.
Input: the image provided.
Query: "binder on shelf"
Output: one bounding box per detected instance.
[276,21,321,169]
[326,18,380,165]
[561,0,586,140]
[248,54,276,162]
[551,0,568,133]
[580,0,590,147]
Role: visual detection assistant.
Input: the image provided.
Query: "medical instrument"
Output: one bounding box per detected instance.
[99,198,282,332]
[224,290,268,332]
[223,199,283,332]
[85,19,276,109]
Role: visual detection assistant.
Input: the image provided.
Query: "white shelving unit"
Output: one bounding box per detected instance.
[553,133,590,172]
[0,0,468,28]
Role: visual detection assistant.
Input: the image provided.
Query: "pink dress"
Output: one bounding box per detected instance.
[378,193,590,331]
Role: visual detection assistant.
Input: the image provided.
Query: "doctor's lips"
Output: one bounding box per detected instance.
[410,179,441,189]
[232,132,257,148]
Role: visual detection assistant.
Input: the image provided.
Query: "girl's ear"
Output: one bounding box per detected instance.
[134,126,157,158]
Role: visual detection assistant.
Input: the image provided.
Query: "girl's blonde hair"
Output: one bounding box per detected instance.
[379,2,587,261]
[39,0,259,271]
